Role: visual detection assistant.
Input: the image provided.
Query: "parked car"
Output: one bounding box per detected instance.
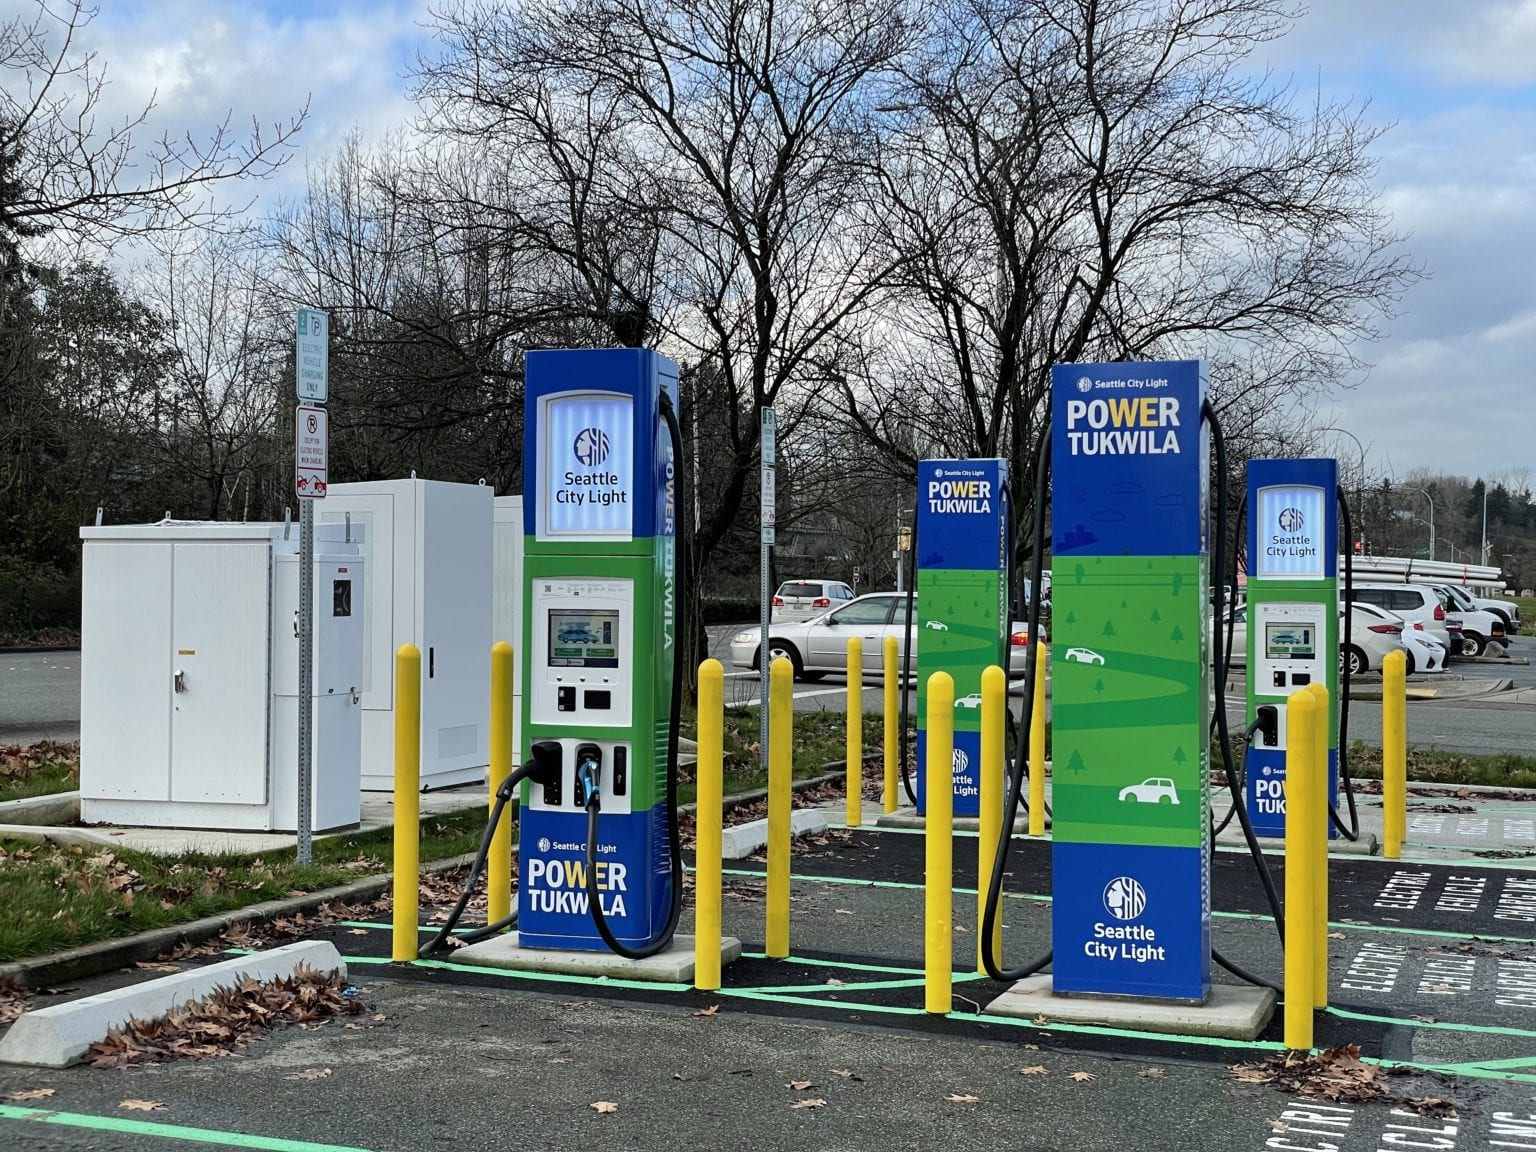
[771,578,855,623]
[1450,585,1522,633]
[1433,584,1510,657]
[730,592,1038,680]
[1400,625,1448,675]
[1343,583,1454,652]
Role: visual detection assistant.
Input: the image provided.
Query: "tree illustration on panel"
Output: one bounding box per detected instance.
[1093,677,1105,694]
[1066,750,1087,774]
[1074,563,1086,585]
[1172,746,1187,766]
[1170,572,1184,597]
[1170,624,1184,644]
[1150,608,1162,623]
[1102,619,1116,640]
[1065,611,1077,625]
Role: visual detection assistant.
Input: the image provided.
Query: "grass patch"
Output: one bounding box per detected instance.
[675,705,885,806]
[0,741,79,803]
[1344,742,1536,790]
[1514,595,1535,637]
[0,806,489,962]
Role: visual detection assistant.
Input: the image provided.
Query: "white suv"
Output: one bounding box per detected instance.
[1344,583,1453,652]
[771,579,855,623]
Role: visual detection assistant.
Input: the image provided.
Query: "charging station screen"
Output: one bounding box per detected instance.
[549,610,620,668]
[1265,622,1315,660]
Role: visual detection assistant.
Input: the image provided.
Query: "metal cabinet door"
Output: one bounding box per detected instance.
[169,542,270,804]
[321,494,395,711]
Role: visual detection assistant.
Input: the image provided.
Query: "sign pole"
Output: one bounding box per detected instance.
[294,308,330,864]
[759,407,776,785]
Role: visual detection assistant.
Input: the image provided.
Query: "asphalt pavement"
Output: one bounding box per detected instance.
[0,651,79,745]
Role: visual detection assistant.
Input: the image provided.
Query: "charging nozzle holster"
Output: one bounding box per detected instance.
[574,744,603,810]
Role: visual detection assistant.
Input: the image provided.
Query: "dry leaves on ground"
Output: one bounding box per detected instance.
[1137,1068,1167,1079]
[1069,1071,1097,1083]
[0,740,79,779]
[1018,1065,1047,1076]
[287,1068,332,1081]
[590,1101,620,1114]
[789,1098,827,1110]
[693,1005,720,1017]
[1227,1045,1387,1102]
[85,966,366,1068]
[788,1080,816,1090]
[945,1093,980,1103]
[119,1099,166,1112]
[0,979,29,1028]
[831,1069,862,1081]
[5,1088,56,1102]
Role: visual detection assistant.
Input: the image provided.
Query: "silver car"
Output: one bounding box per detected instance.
[730,592,1038,680]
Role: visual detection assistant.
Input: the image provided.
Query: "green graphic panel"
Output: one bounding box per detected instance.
[915,567,1006,731]
[1051,554,1209,848]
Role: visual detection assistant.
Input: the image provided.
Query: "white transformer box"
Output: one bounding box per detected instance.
[322,479,493,790]
[493,495,525,742]
[78,521,365,831]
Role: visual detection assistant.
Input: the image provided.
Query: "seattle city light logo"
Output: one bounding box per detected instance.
[574,427,611,467]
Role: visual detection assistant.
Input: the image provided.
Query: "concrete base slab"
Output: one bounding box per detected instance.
[721,810,828,859]
[0,791,79,827]
[877,807,1035,834]
[0,941,345,1068]
[984,975,1275,1041]
[452,933,740,984]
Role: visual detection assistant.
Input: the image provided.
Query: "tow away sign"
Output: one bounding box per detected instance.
[295,405,328,499]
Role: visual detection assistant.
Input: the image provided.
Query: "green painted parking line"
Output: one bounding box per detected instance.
[0,1104,377,1151]
[1326,1004,1536,1040]
[732,971,988,996]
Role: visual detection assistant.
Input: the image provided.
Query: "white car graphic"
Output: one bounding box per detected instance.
[924,619,949,631]
[1064,647,1105,665]
[1119,777,1179,805]
[954,693,983,709]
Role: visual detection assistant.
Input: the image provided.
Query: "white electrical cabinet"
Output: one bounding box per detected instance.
[78,522,365,831]
[493,495,525,740]
[323,480,493,790]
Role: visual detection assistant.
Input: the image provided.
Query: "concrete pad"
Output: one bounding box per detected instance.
[721,809,829,859]
[451,933,741,984]
[877,807,1034,834]
[984,974,1275,1041]
[0,941,346,1068]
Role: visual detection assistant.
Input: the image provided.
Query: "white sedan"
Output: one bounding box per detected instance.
[728,592,1041,681]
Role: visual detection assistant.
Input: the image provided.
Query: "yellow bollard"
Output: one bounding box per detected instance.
[766,656,794,959]
[1382,650,1407,859]
[392,644,422,963]
[978,665,1005,973]
[847,637,863,828]
[925,671,955,1014]
[487,641,515,927]
[1307,681,1330,1009]
[1029,639,1047,837]
[1283,688,1317,1050]
[883,635,899,814]
[696,659,725,990]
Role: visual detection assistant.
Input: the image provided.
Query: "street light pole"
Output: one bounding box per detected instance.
[1318,426,1366,551]
[1402,486,1435,560]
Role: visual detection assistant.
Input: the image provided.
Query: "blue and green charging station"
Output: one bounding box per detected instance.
[1244,458,1340,839]
[1049,360,1212,1002]
[516,348,679,952]
[914,459,1009,818]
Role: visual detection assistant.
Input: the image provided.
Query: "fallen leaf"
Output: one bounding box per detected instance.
[1137,1068,1167,1079]
[348,929,369,936]
[693,1005,720,1017]
[287,1068,331,1081]
[1328,932,1345,940]
[834,909,853,915]
[788,1080,817,1090]
[1021,1044,1039,1051]
[549,1057,573,1065]
[1018,1065,1047,1076]
[1031,1014,1049,1026]
[825,978,845,987]
[590,1101,619,1114]
[1069,1072,1096,1083]
[946,1093,980,1103]
[5,1088,56,1102]
[831,1069,863,1081]
[370,1014,386,1023]
[119,1099,166,1112]
[789,1098,826,1110]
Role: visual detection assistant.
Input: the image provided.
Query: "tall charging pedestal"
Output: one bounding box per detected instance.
[515,349,679,952]
[1049,360,1211,1002]
[914,460,1009,819]
[1244,459,1339,838]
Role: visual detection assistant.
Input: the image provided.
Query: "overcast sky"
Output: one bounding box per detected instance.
[40,0,1536,486]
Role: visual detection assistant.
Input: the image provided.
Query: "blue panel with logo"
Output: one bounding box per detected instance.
[1049,362,1208,558]
[1246,746,1341,839]
[916,460,1010,571]
[517,803,674,951]
[1051,841,1212,1002]
[916,729,981,816]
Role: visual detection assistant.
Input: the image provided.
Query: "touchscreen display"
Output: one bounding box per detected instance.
[1265,622,1315,660]
[549,610,619,668]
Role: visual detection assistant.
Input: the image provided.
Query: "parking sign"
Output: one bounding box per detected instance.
[295,405,328,499]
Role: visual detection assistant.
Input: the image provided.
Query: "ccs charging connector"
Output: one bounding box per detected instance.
[1256,705,1279,748]
[574,744,602,810]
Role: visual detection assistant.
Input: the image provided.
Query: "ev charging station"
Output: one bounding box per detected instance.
[1244,458,1340,838]
[915,459,1009,818]
[1048,360,1212,1002]
[514,348,680,953]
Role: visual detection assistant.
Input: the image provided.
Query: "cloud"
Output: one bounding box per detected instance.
[1091,509,1127,523]
[1108,481,1143,495]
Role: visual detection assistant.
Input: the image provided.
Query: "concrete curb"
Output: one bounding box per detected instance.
[0,792,80,827]
[0,761,859,989]
[721,810,829,859]
[0,941,345,1068]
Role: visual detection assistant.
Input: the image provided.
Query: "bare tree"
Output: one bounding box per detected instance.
[843,0,1419,566]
